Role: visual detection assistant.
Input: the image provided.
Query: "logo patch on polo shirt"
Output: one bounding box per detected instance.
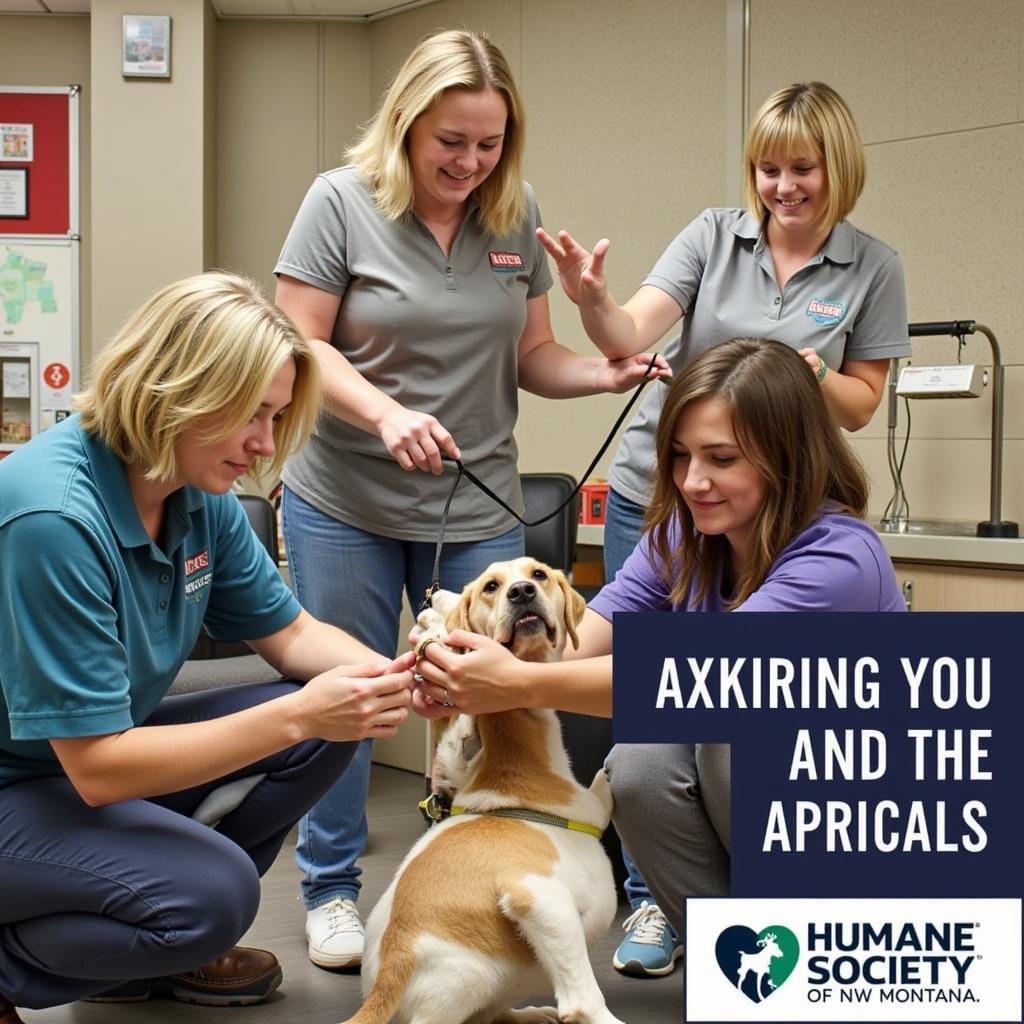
[489,251,524,273]
[806,296,847,326]
[184,548,212,602]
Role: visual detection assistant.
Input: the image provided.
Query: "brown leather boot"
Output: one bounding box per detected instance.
[0,995,25,1024]
[169,946,282,1006]
[85,946,282,1007]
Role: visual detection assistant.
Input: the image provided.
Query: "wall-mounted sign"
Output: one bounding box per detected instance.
[123,15,172,79]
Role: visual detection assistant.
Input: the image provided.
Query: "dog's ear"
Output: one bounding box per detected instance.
[556,571,587,650]
[447,585,475,634]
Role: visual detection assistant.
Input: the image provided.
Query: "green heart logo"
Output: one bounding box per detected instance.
[715,924,800,1002]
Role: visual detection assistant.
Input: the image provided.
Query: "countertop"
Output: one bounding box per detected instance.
[577,522,1024,569]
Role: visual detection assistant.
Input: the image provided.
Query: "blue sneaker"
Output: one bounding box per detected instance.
[613,901,682,976]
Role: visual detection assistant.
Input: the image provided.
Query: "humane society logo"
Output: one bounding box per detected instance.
[715,925,799,1002]
[686,899,1022,1022]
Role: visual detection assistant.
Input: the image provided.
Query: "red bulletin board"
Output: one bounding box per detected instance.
[0,90,71,235]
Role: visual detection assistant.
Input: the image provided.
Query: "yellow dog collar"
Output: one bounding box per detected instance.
[450,803,603,840]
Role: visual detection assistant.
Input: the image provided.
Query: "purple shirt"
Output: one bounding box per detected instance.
[590,512,906,617]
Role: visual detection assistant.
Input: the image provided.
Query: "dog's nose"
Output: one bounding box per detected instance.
[507,580,536,604]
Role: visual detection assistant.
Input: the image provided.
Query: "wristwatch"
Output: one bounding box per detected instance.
[816,356,828,383]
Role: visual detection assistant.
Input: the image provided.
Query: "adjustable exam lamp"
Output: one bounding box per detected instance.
[883,321,1018,539]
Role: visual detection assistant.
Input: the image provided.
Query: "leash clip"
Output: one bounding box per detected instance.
[418,793,452,824]
[419,581,439,614]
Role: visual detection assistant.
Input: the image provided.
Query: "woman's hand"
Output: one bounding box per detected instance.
[797,347,825,378]
[378,406,461,474]
[537,228,611,308]
[412,630,530,715]
[298,658,414,740]
[595,352,672,394]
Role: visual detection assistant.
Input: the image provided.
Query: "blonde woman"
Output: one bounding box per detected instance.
[0,273,414,1021]
[536,81,910,972]
[274,27,668,969]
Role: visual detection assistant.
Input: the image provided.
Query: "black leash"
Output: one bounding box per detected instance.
[421,355,663,610]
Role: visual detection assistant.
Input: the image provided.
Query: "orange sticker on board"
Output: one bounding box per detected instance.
[43,362,70,389]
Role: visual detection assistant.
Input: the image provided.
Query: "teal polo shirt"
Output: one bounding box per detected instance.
[0,415,301,787]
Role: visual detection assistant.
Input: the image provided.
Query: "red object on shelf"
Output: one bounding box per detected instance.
[579,481,609,525]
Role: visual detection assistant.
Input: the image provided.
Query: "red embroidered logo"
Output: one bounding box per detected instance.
[184,550,210,577]
[489,251,524,272]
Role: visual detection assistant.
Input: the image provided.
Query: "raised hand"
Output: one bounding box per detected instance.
[537,228,611,308]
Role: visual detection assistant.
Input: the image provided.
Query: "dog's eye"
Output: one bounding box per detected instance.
[532,569,548,581]
[483,579,499,593]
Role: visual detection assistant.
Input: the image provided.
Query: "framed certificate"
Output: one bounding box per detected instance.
[0,168,28,218]
[122,14,172,79]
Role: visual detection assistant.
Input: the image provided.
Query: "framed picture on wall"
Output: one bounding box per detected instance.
[0,168,29,218]
[122,15,172,79]
[1,123,33,162]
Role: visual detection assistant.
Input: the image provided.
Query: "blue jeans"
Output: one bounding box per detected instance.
[603,486,649,587]
[282,486,524,908]
[603,487,658,911]
[0,682,353,1009]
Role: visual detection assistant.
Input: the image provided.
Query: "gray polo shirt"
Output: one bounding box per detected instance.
[609,207,910,506]
[275,166,553,542]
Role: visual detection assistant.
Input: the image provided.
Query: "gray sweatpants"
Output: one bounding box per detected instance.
[605,743,731,936]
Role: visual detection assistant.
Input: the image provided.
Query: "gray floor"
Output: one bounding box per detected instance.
[21,765,682,1024]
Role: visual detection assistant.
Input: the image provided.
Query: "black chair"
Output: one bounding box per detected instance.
[520,473,623,889]
[170,493,284,693]
[520,472,578,571]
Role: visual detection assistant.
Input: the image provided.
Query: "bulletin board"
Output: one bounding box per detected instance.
[0,86,79,456]
[0,87,78,234]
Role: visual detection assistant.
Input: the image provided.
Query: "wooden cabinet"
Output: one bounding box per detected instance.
[891,562,1024,611]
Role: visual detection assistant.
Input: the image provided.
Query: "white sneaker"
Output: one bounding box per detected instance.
[306,897,364,969]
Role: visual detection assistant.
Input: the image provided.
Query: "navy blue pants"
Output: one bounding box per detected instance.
[0,681,354,1010]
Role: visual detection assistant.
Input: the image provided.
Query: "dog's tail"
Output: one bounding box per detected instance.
[340,933,416,1024]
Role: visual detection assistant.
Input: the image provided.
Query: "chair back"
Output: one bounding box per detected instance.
[188,493,278,661]
[520,472,578,572]
[239,493,279,564]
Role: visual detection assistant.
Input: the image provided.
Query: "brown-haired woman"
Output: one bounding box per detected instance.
[414,338,906,946]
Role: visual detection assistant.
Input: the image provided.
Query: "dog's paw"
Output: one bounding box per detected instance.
[559,1009,625,1024]
[490,1008,561,1024]
[415,589,459,648]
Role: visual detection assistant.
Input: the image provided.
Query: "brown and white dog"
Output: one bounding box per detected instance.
[341,557,622,1024]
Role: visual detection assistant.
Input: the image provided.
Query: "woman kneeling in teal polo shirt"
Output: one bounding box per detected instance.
[0,273,415,1021]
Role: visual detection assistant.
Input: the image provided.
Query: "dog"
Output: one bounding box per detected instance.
[342,557,623,1024]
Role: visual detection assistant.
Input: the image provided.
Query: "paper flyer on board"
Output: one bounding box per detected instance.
[614,611,1022,1024]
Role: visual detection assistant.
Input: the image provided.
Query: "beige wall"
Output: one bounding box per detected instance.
[90,0,216,350]
[214,19,370,297]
